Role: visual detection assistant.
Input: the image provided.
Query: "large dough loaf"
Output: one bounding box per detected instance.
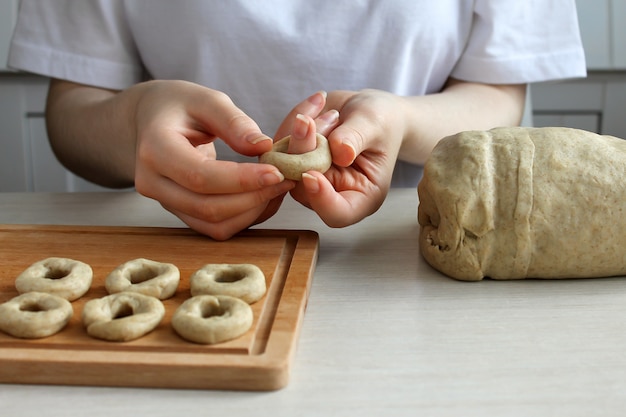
[417,126,626,281]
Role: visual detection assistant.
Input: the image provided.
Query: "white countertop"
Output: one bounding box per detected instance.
[1,189,625,417]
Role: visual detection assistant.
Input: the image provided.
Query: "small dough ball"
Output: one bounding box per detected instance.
[172,295,253,345]
[82,292,165,342]
[0,292,73,339]
[15,257,93,301]
[259,133,332,180]
[190,263,266,304]
[105,258,179,300]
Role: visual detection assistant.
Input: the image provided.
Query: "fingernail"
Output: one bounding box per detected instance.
[341,141,357,165]
[248,135,273,145]
[302,173,320,193]
[293,113,310,139]
[307,91,327,107]
[318,109,339,124]
[260,170,285,186]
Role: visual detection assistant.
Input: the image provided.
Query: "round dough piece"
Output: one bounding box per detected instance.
[172,295,253,345]
[82,292,165,342]
[15,257,93,301]
[190,263,266,304]
[105,258,179,300]
[259,133,332,180]
[0,292,73,339]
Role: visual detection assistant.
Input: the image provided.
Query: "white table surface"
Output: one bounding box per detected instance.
[1,189,625,417]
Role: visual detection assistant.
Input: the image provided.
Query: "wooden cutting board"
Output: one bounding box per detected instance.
[0,224,319,391]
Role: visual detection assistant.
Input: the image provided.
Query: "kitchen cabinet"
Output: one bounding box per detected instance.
[0,1,118,192]
[575,0,625,70]
[532,0,626,137]
[613,0,626,68]
[531,73,626,138]
[0,75,113,192]
[0,0,17,72]
[1,0,625,192]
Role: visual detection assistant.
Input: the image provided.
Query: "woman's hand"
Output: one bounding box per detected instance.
[274,89,408,228]
[131,80,301,240]
[251,91,340,226]
[272,81,525,228]
[47,79,295,240]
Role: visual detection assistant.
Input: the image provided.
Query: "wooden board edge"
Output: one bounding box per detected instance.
[0,349,291,390]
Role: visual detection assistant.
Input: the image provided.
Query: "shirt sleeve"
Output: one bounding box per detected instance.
[452,0,587,84]
[8,0,144,90]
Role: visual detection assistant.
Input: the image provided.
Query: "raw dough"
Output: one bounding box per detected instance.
[171,295,253,344]
[190,263,266,304]
[259,133,332,180]
[105,258,179,300]
[0,292,73,339]
[15,257,93,301]
[418,126,626,280]
[82,292,165,342]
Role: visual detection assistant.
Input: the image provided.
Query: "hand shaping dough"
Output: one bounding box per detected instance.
[259,133,332,180]
[418,126,626,281]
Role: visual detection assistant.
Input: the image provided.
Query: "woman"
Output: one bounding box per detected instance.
[8,1,586,239]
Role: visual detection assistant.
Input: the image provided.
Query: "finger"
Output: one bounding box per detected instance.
[326,104,384,167]
[252,192,289,226]
[148,173,294,221]
[166,204,265,241]
[326,123,363,167]
[136,132,286,194]
[297,171,378,228]
[168,203,267,241]
[152,178,295,238]
[314,109,340,137]
[288,114,317,154]
[176,185,289,240]
[274,91,327,140]
[195,143,217,159]
[187,88,274,155]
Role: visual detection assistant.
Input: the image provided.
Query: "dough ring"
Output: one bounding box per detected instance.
[0,292,73,339]
[190,263,266,304]
[82,292,165,342]
[171,295,253,344]
[105,258,180,300]
[15,257,93,301]
[259,133,332,180]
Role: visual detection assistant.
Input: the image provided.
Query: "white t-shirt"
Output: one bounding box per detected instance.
[8,0,586,186]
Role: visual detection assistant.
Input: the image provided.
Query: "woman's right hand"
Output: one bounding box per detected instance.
[132,80,300,240]
[47,79,295,240]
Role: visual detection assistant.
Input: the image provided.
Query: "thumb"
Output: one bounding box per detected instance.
[218,113,273,157]
[327,125,360,167]
[189,90,273,156]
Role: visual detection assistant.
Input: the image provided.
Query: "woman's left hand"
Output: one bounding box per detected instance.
[272,89,409,228]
